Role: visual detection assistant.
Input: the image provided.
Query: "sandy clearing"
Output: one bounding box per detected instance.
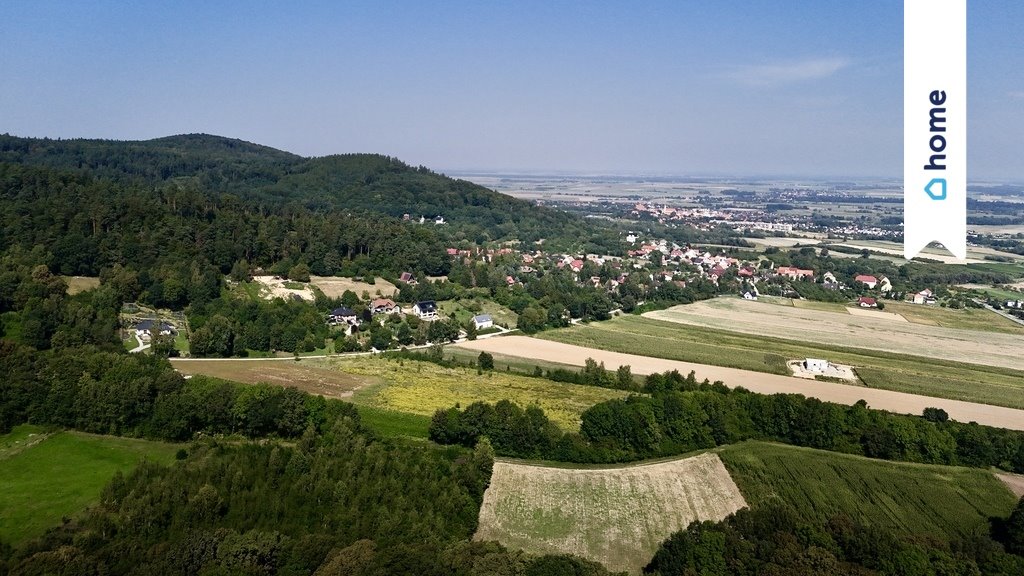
[846,307,909,322]
[309,275,398,298]
[253,275,315,301]
[475,453,745,574]
[996,473,1024,498]
[455,336,1024,431]
[643,299,1023,371]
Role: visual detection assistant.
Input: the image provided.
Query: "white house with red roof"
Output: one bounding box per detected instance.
[854,274,878,289]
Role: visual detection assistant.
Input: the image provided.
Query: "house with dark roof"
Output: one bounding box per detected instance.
[133,319,176,342]
[413,300,438,320]
[328,307,358,325]
[472,314,493,330]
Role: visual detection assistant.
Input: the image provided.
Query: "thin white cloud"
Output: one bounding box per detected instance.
[722,57,851,87]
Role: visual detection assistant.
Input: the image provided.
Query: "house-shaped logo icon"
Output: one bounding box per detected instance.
[924,178,946,200]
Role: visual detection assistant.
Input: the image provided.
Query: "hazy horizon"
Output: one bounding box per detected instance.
[3,1,1023,180]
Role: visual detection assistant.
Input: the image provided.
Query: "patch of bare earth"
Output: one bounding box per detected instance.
[996,473,1024,498]
[455,337,1024,431]
[252,275,315,301]
[170,359,373,398]
[644,298,1022,371]
[475,453,746,574]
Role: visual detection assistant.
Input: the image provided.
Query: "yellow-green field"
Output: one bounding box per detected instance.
[330,356,630,431]
[476,453,746,574]
[0,425,179,544]
[61,275,100,295]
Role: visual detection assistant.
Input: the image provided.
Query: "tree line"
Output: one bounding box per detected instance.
[429,369,1024,472]
[645,501,1024,575]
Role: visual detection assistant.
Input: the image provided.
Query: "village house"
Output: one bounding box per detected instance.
[858,297,878,308]
[472,314,493,330]
[912,289,935,305]
[328,307,358,325]
[776,266,814,281]
[413,300,438,320]
[133,319,176,342]
[878,276,893,293]
[855,274,878,289]
[370,298,399,315]
[398,272,418,285]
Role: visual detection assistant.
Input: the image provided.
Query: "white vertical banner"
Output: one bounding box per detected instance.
[904,0,966,260]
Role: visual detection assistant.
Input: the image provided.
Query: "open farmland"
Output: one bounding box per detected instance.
[170,359,374,399]
[532,316,1024,410]
[457,336,1024,429]
[476,453,746,574]
[328,356,630,431]
[0,425,179,544]
[719,441,1017,540]
[309,275,398,298]
[645,298,1024,366]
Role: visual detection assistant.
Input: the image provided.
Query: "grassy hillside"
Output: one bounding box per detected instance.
[719,441,1017,540]
[0,425,180,544]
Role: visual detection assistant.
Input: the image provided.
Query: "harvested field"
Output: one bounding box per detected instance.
[331,356,628,431]
[644,298,1024,369]
[476,453,746,574]
[534,316,1024,410]
[61,275,100,295]
[456,336,1024,430]
[310,275,398,298]
[170,359,372,398]
[846,307,908,322]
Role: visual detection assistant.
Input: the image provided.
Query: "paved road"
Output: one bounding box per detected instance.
[455,336,1024,431]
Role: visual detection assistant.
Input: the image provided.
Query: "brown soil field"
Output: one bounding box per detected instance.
[644,298,1023,370]
[309,275,398,298]
[455,336,1024,431]
[170,359,373,398]
[475,453,746,574]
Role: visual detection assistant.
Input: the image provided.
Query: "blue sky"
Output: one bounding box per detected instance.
[2,1,1022,179]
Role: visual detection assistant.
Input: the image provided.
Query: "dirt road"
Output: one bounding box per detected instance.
[455,336,1024,431]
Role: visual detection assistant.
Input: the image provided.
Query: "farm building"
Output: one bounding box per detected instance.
[858,297,878,308]
[473,314,493,330]
[803,358,829,372]
[413,300,438,320]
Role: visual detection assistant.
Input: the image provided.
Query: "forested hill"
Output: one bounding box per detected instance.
[0,133,617,306]
[0,133,585,243]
